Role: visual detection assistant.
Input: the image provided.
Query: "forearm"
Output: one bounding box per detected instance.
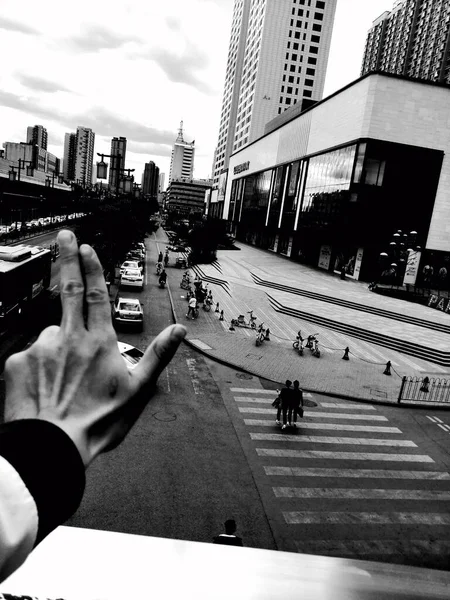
[0,420,85,582]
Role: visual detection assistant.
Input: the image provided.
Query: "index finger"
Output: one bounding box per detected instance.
[58,229,85,331]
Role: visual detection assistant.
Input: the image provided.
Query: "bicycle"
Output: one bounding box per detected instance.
[231,310,258,329]
[203,297,213,311]
[292,330,304,356]
[305,333,320,357]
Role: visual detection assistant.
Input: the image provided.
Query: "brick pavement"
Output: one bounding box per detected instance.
[150,230,449,407]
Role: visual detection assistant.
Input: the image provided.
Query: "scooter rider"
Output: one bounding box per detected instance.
[159,269,167,287]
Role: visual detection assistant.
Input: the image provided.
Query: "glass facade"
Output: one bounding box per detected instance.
[232,139,443,280]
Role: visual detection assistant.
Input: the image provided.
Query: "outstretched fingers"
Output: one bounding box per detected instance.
[79,244,114,333]
[58,229,85,332]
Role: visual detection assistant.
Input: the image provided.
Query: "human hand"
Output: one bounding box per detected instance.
[4,229,186,467]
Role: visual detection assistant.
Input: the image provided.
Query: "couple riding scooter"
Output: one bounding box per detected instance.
[159,269,167,288]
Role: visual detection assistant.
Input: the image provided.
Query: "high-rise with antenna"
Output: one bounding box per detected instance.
[168,120,195,183]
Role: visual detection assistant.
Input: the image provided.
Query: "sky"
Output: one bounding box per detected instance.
[0,0,392,186]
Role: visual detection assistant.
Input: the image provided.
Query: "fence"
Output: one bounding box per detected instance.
[398,376,450,404]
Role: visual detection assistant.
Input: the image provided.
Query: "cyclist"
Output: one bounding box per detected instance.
[158,251,163,263]
[186,295,198,319]
[156,261,163,275]
[159,269,167,287]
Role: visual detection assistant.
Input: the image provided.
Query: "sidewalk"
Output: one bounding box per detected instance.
[150,230,449,408]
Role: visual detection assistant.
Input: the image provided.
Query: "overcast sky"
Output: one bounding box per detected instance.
[0,0,392,185]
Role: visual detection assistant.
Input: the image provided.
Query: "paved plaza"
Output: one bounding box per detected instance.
[153,230,450,406]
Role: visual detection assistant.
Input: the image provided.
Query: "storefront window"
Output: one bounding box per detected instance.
[352,142,366,183]
[267,165,287,227]
[239,169,273,227]
[300,144,357,223]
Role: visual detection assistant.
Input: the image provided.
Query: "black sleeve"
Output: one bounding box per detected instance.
[0,419,86,545]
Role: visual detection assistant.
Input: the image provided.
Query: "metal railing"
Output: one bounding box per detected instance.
[398,376,450,404]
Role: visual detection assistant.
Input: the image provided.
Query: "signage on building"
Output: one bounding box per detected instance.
[403,250,421,286]
[218,170,228,203]
[428,294,450,313]
[318,245,332,270]
[234,161,250,175]
[353,248,364,281]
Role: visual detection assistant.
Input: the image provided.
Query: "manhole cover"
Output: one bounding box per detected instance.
[236,372,253,380]
[153,411,177,422]
[303,399,317,407]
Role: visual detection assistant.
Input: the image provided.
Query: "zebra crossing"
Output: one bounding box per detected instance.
[231,387,450,568]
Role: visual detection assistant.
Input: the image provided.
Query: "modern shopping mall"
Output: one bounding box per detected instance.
[218,71,450,283]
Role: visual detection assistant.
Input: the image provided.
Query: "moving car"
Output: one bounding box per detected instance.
[117,341,144,370]
[120,260,143,275]
[120,268,144,290]
[112,297,144,330]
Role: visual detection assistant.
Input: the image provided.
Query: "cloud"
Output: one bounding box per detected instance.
[165,16,181,31]
[0,16,39,35]
[66,25,139,52]
[0,89,174,148]
[148,41,213,94]
[126,141,172,157]
[18,74,71,94]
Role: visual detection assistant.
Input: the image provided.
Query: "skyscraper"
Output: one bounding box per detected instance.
[212,0,338,185]
[361,0,450,84]
[142,161,160,199]
[159,172,166,192]
[109,136,127,191]
[74,126,95,186]
[63,132,77,181]
[168,122,195,183]
[26,125,48,151]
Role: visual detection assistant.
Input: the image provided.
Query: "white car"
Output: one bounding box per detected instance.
[117,341,144,370]
[120,268,144,289]
[112,297,144,330]
[120,260,143,275]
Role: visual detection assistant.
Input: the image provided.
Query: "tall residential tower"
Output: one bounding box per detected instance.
[26,125,48,151]
[361,0,450,83]
[109,136,127,191]
[212,0,338,186]
[74,126,95,186]
[168,122,195,183]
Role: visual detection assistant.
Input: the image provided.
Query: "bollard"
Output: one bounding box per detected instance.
[383,361,392,376]
[264,328,270,341]
[220,310,224,321]
[229,318,235,331]
[215,302,220,313]
[420,376,430,393]
[342,347,350,360]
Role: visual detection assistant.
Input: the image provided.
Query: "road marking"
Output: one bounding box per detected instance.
[165,367,170,393]
[316,403,375,410]
[427,416,438,423]
[234,397,375,410]
[434,417,444,423]
[273,488,450,500]
[250,434,416,447]
[294,539,450,555]
[441,424,450,432]
[190,339,213,350]
[283,512,450,525]
[256,449,434,462]
[186,358,203,395]
[239,408,388,420]
[438,424,449,433]
[244,420,401,433]
[264,467,450,479]
[50,284,58,291]
[231,388,310,395]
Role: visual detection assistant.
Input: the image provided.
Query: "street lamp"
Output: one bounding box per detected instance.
[96,152,135,196]
[9,159,34,181]
[133,182,141,198]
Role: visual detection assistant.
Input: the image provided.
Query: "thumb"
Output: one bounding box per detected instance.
[132,324,186,390]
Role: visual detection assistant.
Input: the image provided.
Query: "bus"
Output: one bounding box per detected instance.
[0,244,52,330]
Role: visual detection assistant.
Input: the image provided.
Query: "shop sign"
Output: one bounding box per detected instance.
[217,170,228,202]
[428,294,450,313]
[233,161,250,175]
[353,248,364,281]
[318,245,332,270]
[403,250,421,286]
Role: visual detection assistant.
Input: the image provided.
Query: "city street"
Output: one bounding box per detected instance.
[1,227,449,569]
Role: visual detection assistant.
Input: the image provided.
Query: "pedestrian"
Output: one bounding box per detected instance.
[272,389,281,424]
[213,519,243,547]
[186,295,197,319]
[279,380,293,430]
[158,251,163,263]
[289,380,304,428]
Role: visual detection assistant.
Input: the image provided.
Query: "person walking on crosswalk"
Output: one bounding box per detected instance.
[289,380,304,428]
[280,380,293,430]
[213,519,243,546]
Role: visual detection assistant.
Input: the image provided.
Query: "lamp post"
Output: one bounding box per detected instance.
[133,182,141,198]
[9,159,34,182]
[96,153,135,196]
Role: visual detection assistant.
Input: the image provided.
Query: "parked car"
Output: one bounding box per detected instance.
[120,268,144,290]
[120,260,143,275]
[117,341,144,369]
[112,298,144,330]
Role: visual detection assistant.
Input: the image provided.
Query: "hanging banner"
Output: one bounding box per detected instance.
[403,250,421,286]
[318,245,332,270]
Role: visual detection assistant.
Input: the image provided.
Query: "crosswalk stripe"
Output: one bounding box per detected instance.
[283,512,450,525]
[239,408,388,420]
[264,467,450,479]
[293,539,450,555]
[316,403,375,410]
[231,388,312,397]
[250,434,416,447]
[273,488,450,500]
[256,449,434,462]
[244,420,402,433]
